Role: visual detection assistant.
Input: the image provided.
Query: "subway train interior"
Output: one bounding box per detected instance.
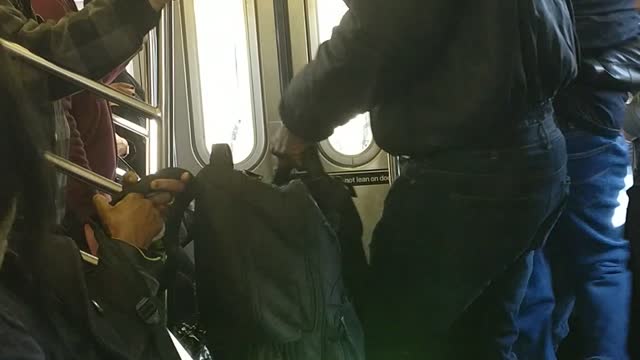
[2,0,390,358]
[2,0,640,359]
[83,0,389,244]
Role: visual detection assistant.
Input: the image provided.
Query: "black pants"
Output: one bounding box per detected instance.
[363,116,569,359]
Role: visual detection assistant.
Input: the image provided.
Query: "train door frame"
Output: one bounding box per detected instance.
[286,0,391,246]
[172,0,281,176]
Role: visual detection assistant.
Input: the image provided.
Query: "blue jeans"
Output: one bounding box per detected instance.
[516,130,633,360]
[363,113,568,360]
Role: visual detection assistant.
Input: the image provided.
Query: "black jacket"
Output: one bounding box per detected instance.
[280,0,578,155]
[0,233,181,360]
[555,0,640,135]
[573,0,639,52]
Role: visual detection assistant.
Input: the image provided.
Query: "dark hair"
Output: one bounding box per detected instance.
[0,47,53,249]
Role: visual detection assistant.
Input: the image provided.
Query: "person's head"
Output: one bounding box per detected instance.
[0,48,52,267]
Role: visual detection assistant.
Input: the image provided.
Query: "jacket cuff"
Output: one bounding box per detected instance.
[279,101,334,143]
[113,0,162,36]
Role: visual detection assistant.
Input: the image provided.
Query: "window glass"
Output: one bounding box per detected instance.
[316,0,373,156]
[193,0,256,163]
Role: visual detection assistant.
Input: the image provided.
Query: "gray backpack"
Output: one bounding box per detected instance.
[192,144,365,360]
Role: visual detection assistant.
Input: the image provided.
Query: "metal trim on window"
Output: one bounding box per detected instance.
[305,0,380,168]
[319,140,381,167]
[180,0,266,169]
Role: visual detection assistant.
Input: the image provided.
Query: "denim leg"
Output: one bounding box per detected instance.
[364,126,567,360]
[449,252,535,360]
[550,132,632,359]
[514,250,557,360]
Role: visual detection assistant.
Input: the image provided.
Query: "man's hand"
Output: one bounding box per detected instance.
[94,193,163,249]
[148,0,174,12]
[122,171,191,216]
[110,82,136,98]
[271,127,309,168]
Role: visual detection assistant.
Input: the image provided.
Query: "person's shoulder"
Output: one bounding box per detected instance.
[0,285,46,359]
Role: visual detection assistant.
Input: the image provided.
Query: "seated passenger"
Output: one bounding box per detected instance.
[0,47,187,359]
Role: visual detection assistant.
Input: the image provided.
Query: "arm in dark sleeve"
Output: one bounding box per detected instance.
[0,0,160,100]
[279,0,456,141]
[0,315,45,360]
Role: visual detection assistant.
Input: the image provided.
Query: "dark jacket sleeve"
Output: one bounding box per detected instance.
[0,0,160,100]
[0,314,45,360]
[279,1,457,142]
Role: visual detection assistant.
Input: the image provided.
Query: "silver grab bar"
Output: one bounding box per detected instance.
[44,151,123,195]
[0,38,162,120]
[45,151,109,266]
[112,114,150,138]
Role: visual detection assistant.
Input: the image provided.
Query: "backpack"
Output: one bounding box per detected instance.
[191,144,365,360]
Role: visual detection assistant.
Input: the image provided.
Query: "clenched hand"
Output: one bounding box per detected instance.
[94,193,163,249]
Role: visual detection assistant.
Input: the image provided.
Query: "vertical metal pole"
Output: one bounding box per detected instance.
[387,154,401,184]
[144,28,159,175]
[157,5,175,170]
[157,10,167,170]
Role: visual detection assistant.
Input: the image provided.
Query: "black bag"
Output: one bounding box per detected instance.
[192,144,365,360]
[274,150,368,318]
[0,232,182,360]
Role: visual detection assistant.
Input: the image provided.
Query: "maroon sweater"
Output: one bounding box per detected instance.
[32,0,118,222]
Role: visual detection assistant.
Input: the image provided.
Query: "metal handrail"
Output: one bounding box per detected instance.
[113,114,150,138]
[3,9,175,268]
[158,5,174,169]
[44,152,123,195]
[0,38,162,120]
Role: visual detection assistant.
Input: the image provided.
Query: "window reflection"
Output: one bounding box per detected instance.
[316,0,373,156]
[194,0,256,163]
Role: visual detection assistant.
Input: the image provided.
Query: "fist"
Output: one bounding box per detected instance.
[110,82,136,98]
[271,127,309,168]
[94,193,163,249]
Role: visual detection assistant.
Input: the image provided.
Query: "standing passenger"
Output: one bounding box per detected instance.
[273,0,577,358]
[111,71,148,176]
[516,1,640,359]
[0,0,171,224]
[29,0,126,243]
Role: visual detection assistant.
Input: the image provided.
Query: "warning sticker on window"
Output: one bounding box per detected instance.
[329,170,390,187]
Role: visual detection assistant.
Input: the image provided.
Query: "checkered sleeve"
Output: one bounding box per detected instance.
[0,0,161,99]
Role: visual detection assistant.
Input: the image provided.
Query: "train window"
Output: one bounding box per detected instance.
[313,0,377,162]
[187,0,262,165]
